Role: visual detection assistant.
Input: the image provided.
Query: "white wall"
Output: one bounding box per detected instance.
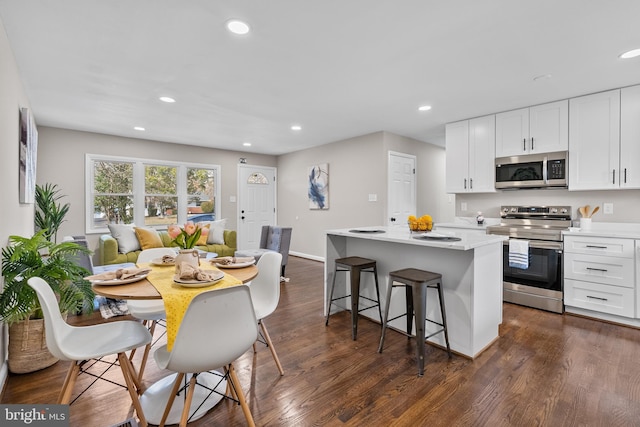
[36,127,277,261]
[456,189,640,224]
[277,131,452,259]
[0,18,35,388]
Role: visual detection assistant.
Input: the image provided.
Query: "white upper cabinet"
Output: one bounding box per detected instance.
[620,84,640,188]
[445,115,496,193]
[569,89,621,190]
[495,100,568,157]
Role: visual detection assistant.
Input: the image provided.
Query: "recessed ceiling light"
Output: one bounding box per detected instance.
[243,142,252,147]
[291,125,302,131]
[619,48,640,59]
[533,74,552,81]
[159,96,176,103]
[134,126,145,131]
[226,19,250,35]
[418,105,432,112]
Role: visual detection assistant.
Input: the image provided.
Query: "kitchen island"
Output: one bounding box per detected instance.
[325,226,507,358]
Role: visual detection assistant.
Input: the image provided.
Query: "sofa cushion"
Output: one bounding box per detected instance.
[108,224,140,253]
[203,219,227,244]
[134,227,164,250]
[197,224,210,245]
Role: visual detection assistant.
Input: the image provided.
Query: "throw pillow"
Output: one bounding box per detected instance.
[196,224,210,246]
[108,224,140,253]
[134,227,164,250]
[204,219,227,244]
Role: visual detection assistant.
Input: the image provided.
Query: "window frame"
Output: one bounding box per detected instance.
[85,153,221,234]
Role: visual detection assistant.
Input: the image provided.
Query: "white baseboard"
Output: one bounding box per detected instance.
[289,251,324,262]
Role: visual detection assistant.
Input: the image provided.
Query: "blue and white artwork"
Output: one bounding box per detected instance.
[308,163,329,210]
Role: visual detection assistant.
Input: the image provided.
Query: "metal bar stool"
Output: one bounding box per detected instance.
[325,256,383,340]
[378,268,452,376]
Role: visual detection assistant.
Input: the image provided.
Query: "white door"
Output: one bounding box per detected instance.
[387,151,416,226]
[238,165,276,250]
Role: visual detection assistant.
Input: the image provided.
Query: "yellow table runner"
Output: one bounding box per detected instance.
[140,263,243,351]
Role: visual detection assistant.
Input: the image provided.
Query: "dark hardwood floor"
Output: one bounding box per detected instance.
[2,255,640,426]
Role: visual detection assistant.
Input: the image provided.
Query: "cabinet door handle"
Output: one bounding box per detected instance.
[586,267,608,272]
[531,137,534,151]
[523,138,526,151]
[586,295,608,302]
[470,178,473,189]
[613,169,616,184]
[624,168,627,183]
[464,178,467,189]
[585,245,608,249]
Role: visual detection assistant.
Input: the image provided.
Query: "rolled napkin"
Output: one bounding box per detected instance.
[211,256,255,266]
[85,267,152,281]
[178,262,222,282]
[161,254,176,264]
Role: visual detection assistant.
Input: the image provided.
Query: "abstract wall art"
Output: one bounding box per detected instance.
[308,163,329,210]
[19,107,38,204]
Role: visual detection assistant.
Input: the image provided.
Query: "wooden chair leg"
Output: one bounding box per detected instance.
[179,374,197,427]
[224,366,238,400]
[228,363,255,427]
[137,320,157,382]
[259,320,284,375]
[58,362,80,404]
[159,372,184,427]
[129,319,149,361]
[120,353,145,394]
[118,353,147,427]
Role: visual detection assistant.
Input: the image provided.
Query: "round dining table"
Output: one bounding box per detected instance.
[91,263,259,425]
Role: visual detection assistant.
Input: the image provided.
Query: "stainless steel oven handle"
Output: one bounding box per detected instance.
[502,239,563,250]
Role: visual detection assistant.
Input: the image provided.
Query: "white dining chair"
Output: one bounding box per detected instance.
[27,277,152,426]
[128,247,176,381]
[249,251,285,375]
[153,286,258,427]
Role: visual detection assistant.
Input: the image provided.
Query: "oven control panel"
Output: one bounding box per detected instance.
[500,205,571,218]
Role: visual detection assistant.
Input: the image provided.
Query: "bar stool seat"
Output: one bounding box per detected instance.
[325,256,383,340]
[378,268,451,376]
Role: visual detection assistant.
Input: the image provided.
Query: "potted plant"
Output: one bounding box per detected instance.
[0,231,95,373]
[34,183,70,243]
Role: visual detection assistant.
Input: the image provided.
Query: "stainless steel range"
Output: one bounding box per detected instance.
[486,205,572,313]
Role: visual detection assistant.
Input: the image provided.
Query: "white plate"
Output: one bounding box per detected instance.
[214,260,256,269]
[90,273,149,286]
[150,258,175,266]
[173,271,224,287]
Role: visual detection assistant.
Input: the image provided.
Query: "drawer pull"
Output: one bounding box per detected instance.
[585,245,608,249]
[586,295,608,302]
[586,267,608,272]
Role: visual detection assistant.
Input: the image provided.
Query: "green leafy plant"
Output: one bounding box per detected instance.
[0,231,95,325]
[34,183,70,243]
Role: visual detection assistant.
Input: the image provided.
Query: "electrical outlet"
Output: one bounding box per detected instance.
[368,193,377,202]
[461,202,467,211]
[603,203,613,214]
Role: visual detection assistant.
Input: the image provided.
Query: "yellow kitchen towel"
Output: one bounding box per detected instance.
[140,263,243,351]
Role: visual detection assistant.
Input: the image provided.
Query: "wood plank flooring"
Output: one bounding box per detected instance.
[2,255,640,426]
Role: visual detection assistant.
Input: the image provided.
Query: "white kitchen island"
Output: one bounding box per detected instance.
[325,226,507,358]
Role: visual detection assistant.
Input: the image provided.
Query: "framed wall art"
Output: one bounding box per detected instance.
[19,107,38,204]
[308,163,329,210]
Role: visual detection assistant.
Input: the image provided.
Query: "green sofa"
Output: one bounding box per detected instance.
[98,230,237,265]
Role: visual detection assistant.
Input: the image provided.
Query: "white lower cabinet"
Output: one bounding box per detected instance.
[564,235,636,319]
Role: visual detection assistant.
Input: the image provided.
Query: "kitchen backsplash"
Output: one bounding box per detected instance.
[455,188,640,223]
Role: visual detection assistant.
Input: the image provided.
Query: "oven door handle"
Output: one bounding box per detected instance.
[502,239,563,251]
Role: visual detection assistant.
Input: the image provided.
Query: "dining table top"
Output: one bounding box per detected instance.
[92,264,258,300]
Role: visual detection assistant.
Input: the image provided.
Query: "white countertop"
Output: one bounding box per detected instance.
[563,222,640,239]
[434,216,500,231]
[326,226,507,251]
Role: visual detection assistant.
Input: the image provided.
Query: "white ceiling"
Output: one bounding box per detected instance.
[1,1,639,155]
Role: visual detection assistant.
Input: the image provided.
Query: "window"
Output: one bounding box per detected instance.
[86,154,220,233]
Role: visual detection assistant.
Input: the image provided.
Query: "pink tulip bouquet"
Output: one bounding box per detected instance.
[167,221,208,249]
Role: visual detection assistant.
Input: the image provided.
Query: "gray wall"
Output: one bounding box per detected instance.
[277,131,453,259]
[0,18,35,388]
[36,126,278,261]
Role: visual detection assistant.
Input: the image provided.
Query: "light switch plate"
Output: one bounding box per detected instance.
[368,193,377,202]
[603,203,613,214]
[461,202,467,211]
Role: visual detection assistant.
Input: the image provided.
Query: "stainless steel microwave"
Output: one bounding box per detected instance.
[495,151,568,189]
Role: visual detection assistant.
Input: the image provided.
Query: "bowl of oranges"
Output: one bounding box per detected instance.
[408,215,433,232]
